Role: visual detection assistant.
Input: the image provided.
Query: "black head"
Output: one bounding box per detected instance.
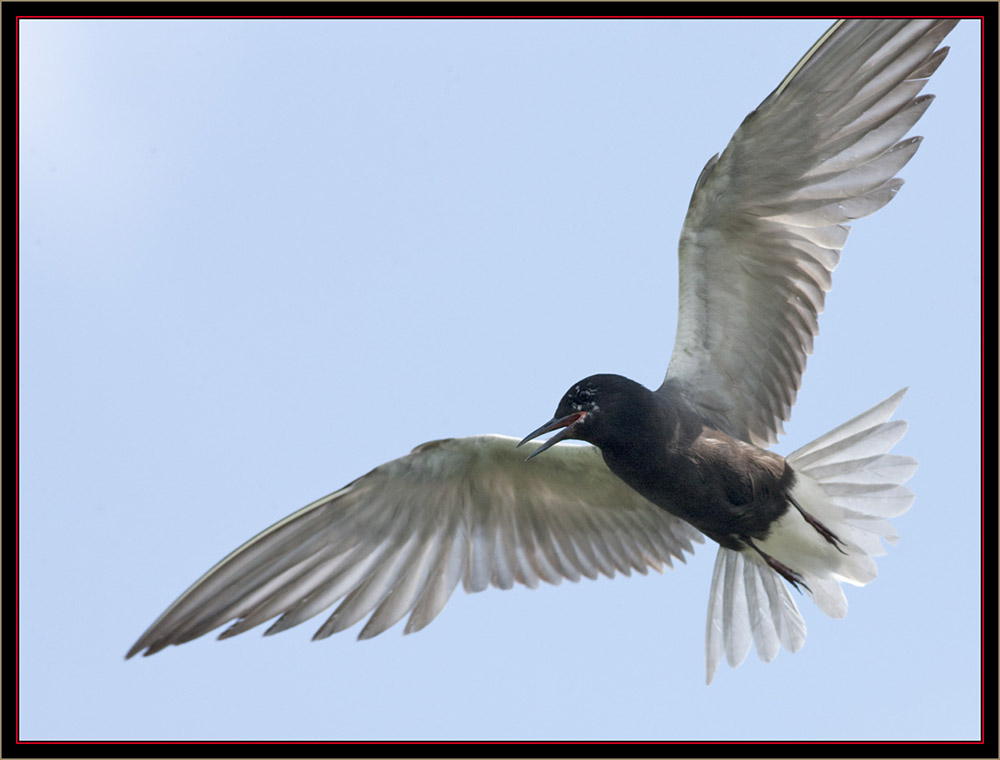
[518,373,651,459]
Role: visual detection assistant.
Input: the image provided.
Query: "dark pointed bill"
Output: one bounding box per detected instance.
[517,411,588,460]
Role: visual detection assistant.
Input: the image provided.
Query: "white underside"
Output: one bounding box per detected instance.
[705,389,917,683]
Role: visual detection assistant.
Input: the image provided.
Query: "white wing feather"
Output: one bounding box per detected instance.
[663,19,957,446]
[127,435,703,657]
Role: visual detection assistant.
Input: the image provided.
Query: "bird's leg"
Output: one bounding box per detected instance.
[787,494,848,554]
[746,539,811,594]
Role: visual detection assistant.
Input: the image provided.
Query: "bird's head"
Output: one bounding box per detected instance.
[518,374,649,459]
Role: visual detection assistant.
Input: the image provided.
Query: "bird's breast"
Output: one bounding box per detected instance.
[599,430,794,549]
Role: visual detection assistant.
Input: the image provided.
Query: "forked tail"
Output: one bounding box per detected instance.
[705,389,917,683]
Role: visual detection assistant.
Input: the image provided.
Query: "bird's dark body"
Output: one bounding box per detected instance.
[548,375,795,551]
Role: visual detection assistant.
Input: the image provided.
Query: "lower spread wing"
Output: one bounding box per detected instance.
[662,19,957,447]
[126,435,703,657]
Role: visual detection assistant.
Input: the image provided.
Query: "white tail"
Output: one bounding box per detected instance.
[705,389,917,683]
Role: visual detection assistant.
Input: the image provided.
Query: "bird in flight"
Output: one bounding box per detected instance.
[127,19,958,683]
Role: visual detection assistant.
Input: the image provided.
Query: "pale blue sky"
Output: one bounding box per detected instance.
[18,18,982,741]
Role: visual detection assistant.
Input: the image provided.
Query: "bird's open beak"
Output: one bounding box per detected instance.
[517,411,588,460]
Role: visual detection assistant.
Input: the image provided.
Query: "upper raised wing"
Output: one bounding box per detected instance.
[127,435,702,657]
[662,19,957,446]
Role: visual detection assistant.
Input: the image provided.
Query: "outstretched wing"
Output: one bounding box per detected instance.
[127,435,702,657]
[662,19,957,446]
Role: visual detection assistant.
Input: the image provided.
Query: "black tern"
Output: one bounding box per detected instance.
[127,19,957,683]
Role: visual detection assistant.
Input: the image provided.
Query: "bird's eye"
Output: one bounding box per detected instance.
[575,387,595,404]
